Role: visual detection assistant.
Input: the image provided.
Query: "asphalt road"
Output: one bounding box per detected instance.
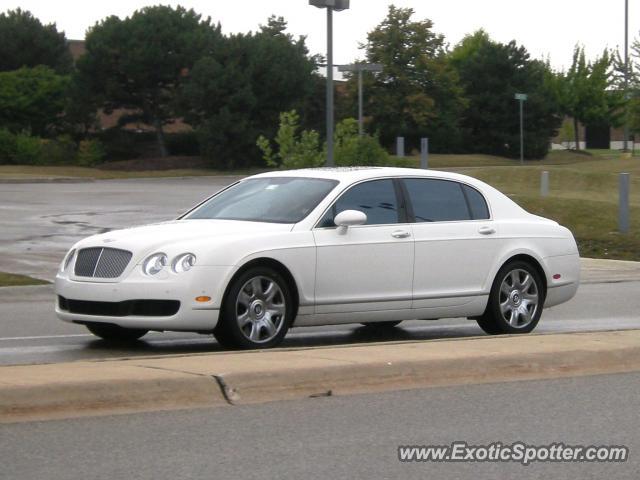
[1,281,639,365]
[0,177,239,280]
[2,371,638,479]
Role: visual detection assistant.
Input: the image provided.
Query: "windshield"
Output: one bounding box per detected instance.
[184,177,339,224]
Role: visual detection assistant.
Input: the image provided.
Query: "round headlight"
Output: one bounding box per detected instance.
[143,253,168,276]
[61,249,76,272]
[172,253,196,273]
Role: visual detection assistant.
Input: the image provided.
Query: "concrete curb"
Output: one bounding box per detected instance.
[0,362,226,422]
[580,258,640,284]
[2,330,640,423]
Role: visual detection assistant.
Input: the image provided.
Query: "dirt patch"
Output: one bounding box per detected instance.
[99,156,209,171]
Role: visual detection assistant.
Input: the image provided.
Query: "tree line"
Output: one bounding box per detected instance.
[0,5,638,168]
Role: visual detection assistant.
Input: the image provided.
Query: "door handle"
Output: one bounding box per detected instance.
[478,226,496,235]
[391,230,411,239]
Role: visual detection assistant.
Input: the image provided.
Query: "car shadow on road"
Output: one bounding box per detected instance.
[81,321,486,357]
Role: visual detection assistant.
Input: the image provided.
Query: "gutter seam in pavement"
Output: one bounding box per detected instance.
[213,375,239,405]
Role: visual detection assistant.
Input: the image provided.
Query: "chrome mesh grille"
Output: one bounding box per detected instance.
[74,247,132,278]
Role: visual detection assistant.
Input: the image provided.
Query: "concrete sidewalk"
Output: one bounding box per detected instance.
[2,330,640,423]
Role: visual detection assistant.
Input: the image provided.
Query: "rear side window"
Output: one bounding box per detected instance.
[462,184,490,220]
[404,178,471,222]
[318,179,400,227]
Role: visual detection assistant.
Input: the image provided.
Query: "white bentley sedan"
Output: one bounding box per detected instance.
[55,167,580,348]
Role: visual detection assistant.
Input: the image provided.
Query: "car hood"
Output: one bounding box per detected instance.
[75,219,293,257]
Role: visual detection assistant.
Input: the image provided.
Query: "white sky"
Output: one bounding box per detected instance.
[3,0,638,72]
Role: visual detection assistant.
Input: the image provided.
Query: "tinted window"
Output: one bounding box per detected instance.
[404,179,470,222]
[462,185,490,219]
[185,177,338,223]
[319,179,399,227]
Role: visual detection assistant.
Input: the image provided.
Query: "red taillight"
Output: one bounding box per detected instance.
[553,274,561,280]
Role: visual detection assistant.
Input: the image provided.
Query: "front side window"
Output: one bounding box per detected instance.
[318,179,400,227]
[185,177,338,223]
[404,179,472,222]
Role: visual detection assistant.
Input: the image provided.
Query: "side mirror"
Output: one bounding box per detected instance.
[334,210,367,233]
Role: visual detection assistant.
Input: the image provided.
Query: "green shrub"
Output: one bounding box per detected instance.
[388,156,418,168]
[334,118,389,166]
[257,110,324,169]
[77,139,105,166]
[0,128,17,164]
[40,135,76,165]
[13,133,42,164]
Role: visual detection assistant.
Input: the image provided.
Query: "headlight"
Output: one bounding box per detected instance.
[142,253,168,276]
[61,249,76,272]
[172,253,196,273]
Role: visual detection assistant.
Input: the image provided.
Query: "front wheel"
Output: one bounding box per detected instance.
[476,261,544,335]
[214,267,294,349]
[86,323,148,342]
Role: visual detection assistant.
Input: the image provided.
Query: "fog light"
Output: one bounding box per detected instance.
[195,296,211,302]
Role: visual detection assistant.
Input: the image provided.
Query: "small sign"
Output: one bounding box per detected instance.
[515,93,528,101]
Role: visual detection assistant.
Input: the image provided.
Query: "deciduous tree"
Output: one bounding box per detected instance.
[0,66,70,136]
[358,6,466,151]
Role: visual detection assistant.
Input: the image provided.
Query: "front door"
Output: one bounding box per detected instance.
[313,179,414,313]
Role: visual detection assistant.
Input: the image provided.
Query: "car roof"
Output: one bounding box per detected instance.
[250,166,532,220]
[250,166,482,186]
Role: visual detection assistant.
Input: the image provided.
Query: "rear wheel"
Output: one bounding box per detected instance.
[361,321,402,329]
[476,261,544,335]
[86,323,148,342]
[214,267,294,349]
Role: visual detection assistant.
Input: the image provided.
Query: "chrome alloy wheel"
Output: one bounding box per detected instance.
[235,276,286,344]
[498,268,539,328]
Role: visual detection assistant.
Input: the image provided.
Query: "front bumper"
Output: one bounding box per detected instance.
[55,265,233,332]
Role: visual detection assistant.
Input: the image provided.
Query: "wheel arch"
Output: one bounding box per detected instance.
[499,253,548,299]
[221,257,300,319]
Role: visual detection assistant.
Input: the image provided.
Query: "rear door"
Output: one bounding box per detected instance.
[402,178,500,308]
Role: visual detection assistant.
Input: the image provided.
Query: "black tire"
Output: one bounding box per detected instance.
[214,266,295,349]
[361,321,402,329]
[86,323,148,342]
[476,260,545,335]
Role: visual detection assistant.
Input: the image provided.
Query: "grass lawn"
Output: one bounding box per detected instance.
[0,272,49,287]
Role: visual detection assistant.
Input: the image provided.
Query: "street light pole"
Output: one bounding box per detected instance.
[358,69,363,136]
[338,63,383,136]
[623,0,629,152]
[310,0,350,167]
[326,6,334,166]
